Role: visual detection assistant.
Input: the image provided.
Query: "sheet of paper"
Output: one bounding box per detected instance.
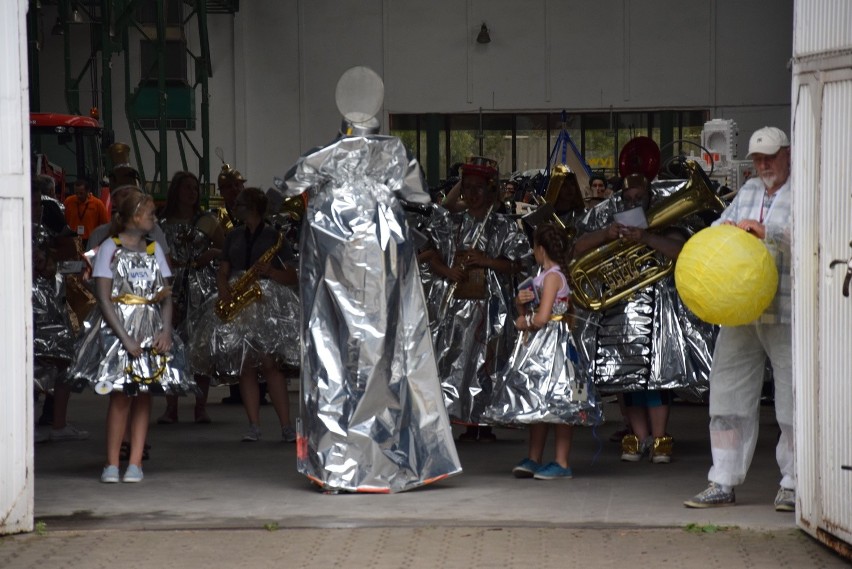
[614,206,648,228]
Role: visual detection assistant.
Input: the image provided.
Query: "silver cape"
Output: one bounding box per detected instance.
[429,209,532,424]
[485,291,604,426]
[32,272,75,393]
[160,216,220,325]
[283,134,462,493]
[68,241,194,396]
[572,182,717,400]
[189,276,301,384]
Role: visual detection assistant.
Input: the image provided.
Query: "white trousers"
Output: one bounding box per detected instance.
[707,322,794,489]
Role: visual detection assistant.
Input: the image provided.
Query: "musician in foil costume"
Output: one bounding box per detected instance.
[190,187,300,442]
[281,119,462,493]
[157,171,225,424]
[571,172,717,463]
[426,158,532,442]
[32,225,76,394]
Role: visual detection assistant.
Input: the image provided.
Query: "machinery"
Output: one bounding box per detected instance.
[30,111,107,202]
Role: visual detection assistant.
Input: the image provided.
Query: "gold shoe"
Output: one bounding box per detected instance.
[650,435,673,463]
[620,434,642,462]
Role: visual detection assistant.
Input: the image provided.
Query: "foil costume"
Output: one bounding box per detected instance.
[160,214,220,339]
[189,229,301,384]
[283,134,462,493]
[429,209,532,424]
[572,181,716,400]
[69,238,193,396]
[32,225,75,393]
[485,265,603,426]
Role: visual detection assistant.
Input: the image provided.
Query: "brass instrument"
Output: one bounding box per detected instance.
[214,231,286,322]
[569,161,725,311]
[452,203,495,300]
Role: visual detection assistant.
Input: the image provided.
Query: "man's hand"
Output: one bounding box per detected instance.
[737,219,766,239]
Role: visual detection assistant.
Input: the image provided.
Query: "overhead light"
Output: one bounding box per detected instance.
[51,16,63,36]
[476,23,491,44]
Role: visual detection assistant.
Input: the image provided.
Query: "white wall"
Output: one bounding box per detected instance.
[31,0,793,190]
[1,0,34,536]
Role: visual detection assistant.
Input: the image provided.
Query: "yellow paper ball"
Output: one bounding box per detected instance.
[675,224,778,326]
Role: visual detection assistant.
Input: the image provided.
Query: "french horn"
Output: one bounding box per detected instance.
[568,160,725,311]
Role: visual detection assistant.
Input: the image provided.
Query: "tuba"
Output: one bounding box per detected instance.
[215,231,286,322]
[569,160,725,311]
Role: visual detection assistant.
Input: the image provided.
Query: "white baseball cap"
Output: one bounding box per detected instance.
[747,126,790,158]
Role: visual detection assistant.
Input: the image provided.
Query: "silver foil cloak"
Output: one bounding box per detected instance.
[571,182,717,400]
[160,217,220,326]
[32,272,75,393]
[189,276,301,383]
[429,210,532,425]
[69,241,194,396]
[283,135,462,493]
[484,307,604,427]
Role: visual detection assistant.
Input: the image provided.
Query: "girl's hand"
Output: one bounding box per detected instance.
[517,289,535,304]
[515,314,528,331]
[122,337,143,358]
[153,329,173,353]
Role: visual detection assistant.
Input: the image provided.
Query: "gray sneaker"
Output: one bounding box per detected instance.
[241,424,261,442]
[281,425,297,443]
[49,423,89,442]
[774,486,795,512]
[684,482,736,508]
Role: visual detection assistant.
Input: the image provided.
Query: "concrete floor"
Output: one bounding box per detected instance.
[4,389,847,568]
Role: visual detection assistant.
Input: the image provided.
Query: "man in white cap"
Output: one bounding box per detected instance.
[684,126,794,511]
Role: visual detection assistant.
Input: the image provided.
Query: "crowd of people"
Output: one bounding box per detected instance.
[30,126,795,510]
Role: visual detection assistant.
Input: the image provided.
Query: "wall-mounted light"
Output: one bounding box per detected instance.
[476,22,491,44]
[51,16,63,36]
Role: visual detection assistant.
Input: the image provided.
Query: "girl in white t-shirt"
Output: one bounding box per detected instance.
[69,192,194,483]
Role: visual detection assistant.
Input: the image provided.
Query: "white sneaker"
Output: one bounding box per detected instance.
[49,424,90,442]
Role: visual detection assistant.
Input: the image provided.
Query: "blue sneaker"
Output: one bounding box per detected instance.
[512,458,542,478]
[100,465,119,484]
[533,462,574,480]
[122,464,144,483]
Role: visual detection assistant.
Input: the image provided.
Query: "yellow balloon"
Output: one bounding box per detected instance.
[675,224,778,326]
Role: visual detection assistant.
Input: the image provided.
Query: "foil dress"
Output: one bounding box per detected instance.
[32,225,76,393]
[68,239,194,396]
[189,233,301,385]
[160,214,220,359]
[572,182,717,400]
[282,134,462,493]
[484,266,603,426]
[429,208,532,425]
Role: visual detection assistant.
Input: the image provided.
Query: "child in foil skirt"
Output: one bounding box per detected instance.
[484,223,603,479]
[69,191,194,483]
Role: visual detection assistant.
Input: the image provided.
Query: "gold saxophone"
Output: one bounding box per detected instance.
[215,231,286,322]
[569,161,725,311]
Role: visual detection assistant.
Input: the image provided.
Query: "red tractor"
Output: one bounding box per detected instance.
[30,112,110,207]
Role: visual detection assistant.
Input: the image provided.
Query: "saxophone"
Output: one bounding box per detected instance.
[214,231,286,322]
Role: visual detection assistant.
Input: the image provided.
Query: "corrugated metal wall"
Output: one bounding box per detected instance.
[794,0,852,56]
[817,78,852,543]
[792,0,852,556]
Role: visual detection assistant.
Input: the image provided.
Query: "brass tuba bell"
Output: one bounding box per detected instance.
[568,160,725,311]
